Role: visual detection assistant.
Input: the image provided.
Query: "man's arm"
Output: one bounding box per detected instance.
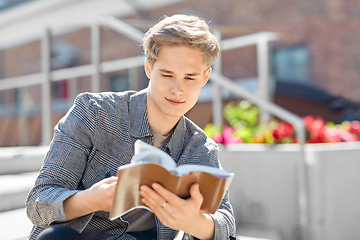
[60,176,118,221]
[26,93,100,228]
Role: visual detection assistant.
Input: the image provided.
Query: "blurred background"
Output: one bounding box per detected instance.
[1,0,360,240]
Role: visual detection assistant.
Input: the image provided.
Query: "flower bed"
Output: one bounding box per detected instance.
[206,101,360,239]
[220,142,360,240]
[204,100,360,144]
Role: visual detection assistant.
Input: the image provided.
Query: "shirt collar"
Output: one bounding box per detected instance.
[129,89,152,138]
[129,88,186,161]
[166,116,186,162]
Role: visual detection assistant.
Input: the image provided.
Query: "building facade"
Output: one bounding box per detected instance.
[1,0,360,146]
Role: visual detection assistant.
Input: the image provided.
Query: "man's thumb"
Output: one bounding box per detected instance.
[190,183,203,202]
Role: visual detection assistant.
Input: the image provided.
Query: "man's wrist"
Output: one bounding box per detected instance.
[63,190,95,221]
[187,213,215,240]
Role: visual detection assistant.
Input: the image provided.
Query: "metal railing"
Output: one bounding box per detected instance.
[213,31,279,125]
[0,16,309,239]
[0,16,145,144]
[210,71,309,239]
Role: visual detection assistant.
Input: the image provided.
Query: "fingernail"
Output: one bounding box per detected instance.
[139,187,145,195]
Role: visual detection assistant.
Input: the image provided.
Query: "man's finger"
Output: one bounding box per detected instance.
[103,176,118,183]
[189,183,203,205]
[140,185,169,212]
[151,183,179,204]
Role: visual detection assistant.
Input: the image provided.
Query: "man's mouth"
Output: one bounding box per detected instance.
[166,98,185,105]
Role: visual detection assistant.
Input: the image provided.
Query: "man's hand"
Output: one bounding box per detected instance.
[86,176,118,212]
[61,176,118,221]
[139,183,215,239]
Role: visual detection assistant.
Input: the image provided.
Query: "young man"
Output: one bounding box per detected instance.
[26,14,236,239]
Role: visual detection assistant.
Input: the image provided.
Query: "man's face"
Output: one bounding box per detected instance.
[145,45,211,121]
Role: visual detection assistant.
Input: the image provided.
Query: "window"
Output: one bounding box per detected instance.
[0,92,4,106]
[272,44,310,83]
[51,40,79,101]
[0,0,38,11]
[110,74,129,92]
[53,80,69,101]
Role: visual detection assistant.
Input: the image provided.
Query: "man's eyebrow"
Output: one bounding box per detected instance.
[159,68,200,77]
[159,69,174,74]
[158,68,200,76]
[185,72,200,76]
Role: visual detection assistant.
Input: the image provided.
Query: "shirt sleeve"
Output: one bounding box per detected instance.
[25,93,97,230]
[204,141,236,239]
[182,191,236,240]
[182,138,237,239]
[209,191,236,239]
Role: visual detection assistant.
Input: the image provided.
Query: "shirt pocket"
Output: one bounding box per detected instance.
[81,149,119,188]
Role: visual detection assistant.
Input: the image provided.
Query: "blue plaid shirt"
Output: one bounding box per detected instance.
[26,89,236,239]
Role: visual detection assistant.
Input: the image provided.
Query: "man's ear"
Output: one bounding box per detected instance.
[202,67,212,87]
[144,60,152,79]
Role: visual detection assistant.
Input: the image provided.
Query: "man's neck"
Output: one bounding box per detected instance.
[146,95,180,136]
[148,113,179,136]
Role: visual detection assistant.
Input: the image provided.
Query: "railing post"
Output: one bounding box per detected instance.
[18,87,29,146]
[69,77,78,104]
[129,67,139,91]
[91,23,101,92]
[296,124,312,240]
[41,27,53,145]
[212,29,223,127]
[257,36,272,123]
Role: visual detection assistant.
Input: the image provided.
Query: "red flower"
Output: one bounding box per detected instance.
[222,126,243,144]
[212,133,223,144]
[349,121,360,140]
[272,120,294,143]
[305,116,327,143]
[303,115,315,130]
[324,127,341,143]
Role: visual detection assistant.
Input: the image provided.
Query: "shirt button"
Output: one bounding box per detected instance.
[105,172,111,178]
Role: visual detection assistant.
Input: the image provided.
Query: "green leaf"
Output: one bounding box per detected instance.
[204,123,222,138]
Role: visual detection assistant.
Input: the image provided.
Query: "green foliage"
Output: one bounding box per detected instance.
[224,101,259,128]
[203,123,221,138]
[204,100,360,145]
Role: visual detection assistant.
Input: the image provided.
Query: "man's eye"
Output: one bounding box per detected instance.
[162,75,172,78]
[185,77,195,81]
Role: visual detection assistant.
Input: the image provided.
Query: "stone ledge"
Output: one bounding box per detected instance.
[0,146,47,175]
[0,172,38,212]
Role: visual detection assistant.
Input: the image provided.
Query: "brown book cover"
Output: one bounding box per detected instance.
[109,140,234,220]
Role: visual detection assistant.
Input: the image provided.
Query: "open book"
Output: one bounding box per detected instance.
[109,140,234,220]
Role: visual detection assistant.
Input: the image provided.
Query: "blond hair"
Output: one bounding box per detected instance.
[143,14,220,69]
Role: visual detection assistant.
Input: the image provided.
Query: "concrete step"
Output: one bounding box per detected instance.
[237,228,281,240]
[0,172,38,212]
[0,207,275,240]
[0,208,32,240]
[0,146,279,240]
[0,146,47,175]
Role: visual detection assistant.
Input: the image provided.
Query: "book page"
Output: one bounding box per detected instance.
[174,164,234,178]
[130,140,176,171]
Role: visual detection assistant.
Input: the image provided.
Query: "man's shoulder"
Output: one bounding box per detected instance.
[74,90,142,112]
[76,90,136,103]
[176,117,219,167]
[182,116,218,152]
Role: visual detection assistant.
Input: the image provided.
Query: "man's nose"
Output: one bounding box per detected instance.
[170,80,183,95]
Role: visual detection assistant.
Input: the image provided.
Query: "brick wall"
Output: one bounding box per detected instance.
[137,0,360,102]
[2,0,360,102]
[1,0,360,146]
